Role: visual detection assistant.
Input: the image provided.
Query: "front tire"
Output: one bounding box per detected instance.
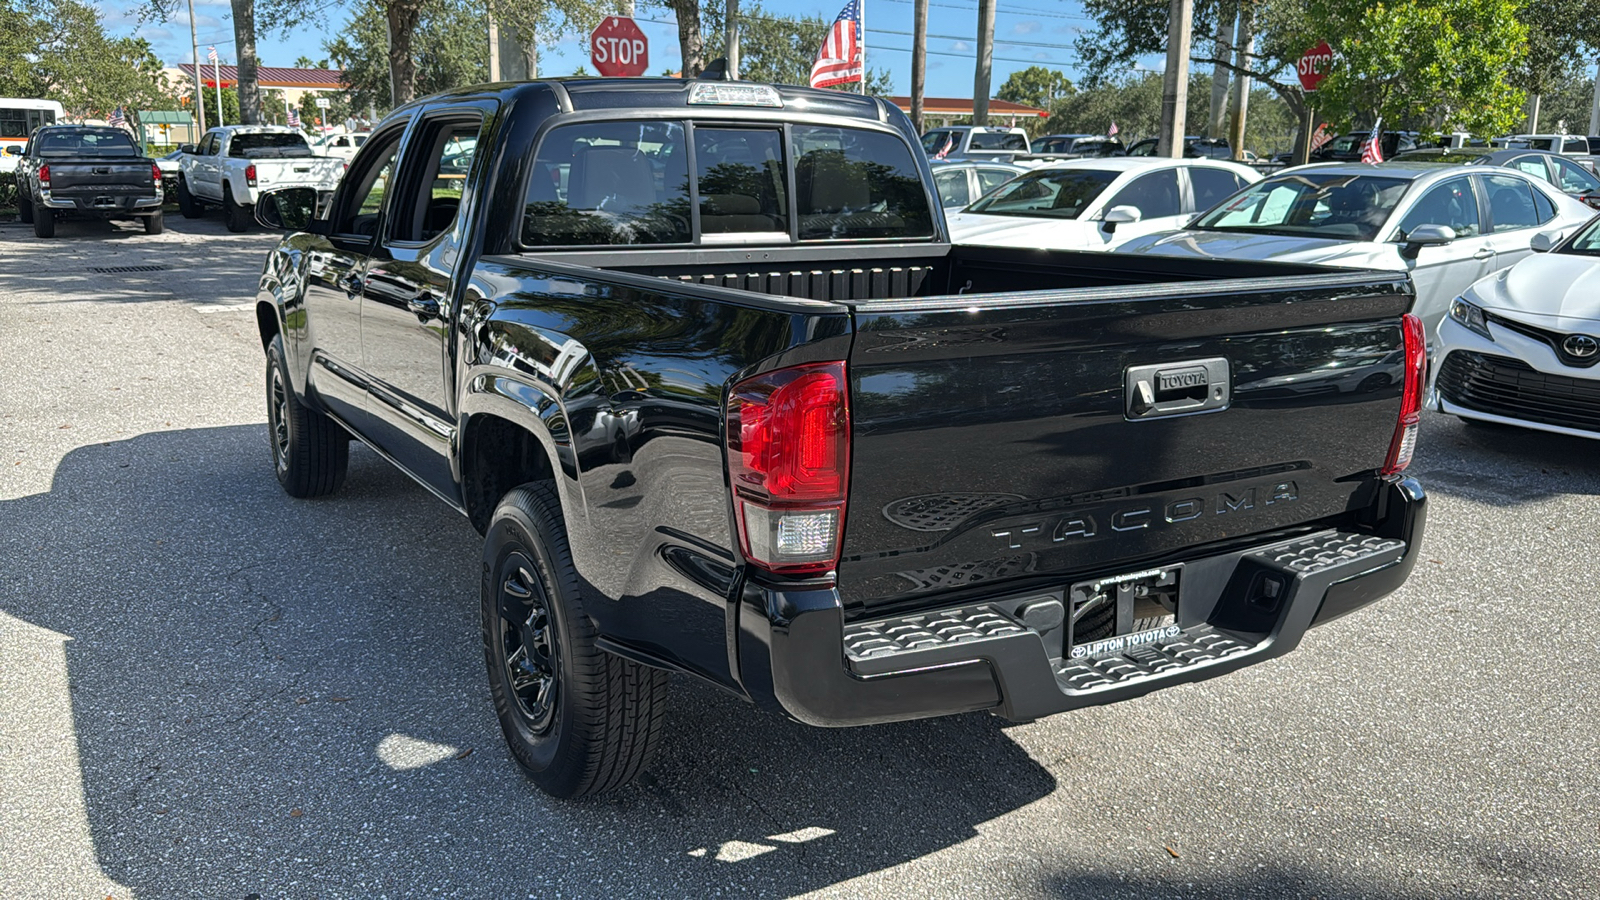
[266,334,348,497]
[177,178,201,218]
[223,190,250,233]
[33,209,54,238]
[482,483,668,798]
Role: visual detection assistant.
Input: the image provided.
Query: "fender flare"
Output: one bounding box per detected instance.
[457,370,584,530]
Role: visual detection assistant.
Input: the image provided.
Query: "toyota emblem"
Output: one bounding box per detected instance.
[1563,334,1600,358]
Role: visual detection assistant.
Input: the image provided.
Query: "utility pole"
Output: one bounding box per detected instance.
[1227,2,1254,159]
[1527,93,1542,134]
[1208,3,1231,138]
[911,0,928,133]
[1590,57,1600,137]
[726,0,740,79]
[187,0,206,134]
[1157,0,1193,157]
[488,13,501,81]
[973,0,996,125]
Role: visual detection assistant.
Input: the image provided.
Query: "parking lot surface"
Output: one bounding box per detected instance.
[2,215,1597,899]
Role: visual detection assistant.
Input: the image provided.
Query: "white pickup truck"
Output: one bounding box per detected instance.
[175,125,344,232]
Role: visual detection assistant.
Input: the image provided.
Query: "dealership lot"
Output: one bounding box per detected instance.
[1,217,1597,899]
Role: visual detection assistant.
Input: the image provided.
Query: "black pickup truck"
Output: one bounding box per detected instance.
[15,125,164,238]
[252,78,1428,798]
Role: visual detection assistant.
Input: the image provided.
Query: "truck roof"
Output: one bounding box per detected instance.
[395,78,894,124]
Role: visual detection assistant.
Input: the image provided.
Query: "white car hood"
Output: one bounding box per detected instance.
[947,212,1094,248]
[1475,252,1600,328]
[1115,229,1402,271]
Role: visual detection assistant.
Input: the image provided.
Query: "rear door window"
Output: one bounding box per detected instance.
[792,125,934,240]
[1483,174,1542,232]
[1395,177,1481,239]
[975,167,1016,195]
[1553,157,1600,194]
[1189,167,1247,212]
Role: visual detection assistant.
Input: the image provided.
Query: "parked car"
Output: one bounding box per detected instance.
[1126,136,1233,159]
[13,125,163,238]
[920,125,1030,161]
[1392,147,1600,209]
[311,131,369,161]
[1028,133,1126,157]
[1114,161,1596,343]
[1274,131,1419,166]
[251,77,1428,799]
[947,157,1259,251]
[1491,134,1591,156]
[155,148,183,181]
[175,125,345,232]
[928,159,1028,209]
[1430,213,1600,438]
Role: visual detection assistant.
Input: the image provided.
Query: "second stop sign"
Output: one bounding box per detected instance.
[591,17,649,77]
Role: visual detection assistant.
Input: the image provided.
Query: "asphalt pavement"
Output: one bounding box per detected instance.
[1,213,1596,899]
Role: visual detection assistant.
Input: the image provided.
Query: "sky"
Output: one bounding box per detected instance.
[103,0,1141,100]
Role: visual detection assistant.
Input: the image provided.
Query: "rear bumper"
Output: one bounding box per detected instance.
[41,193,162,214]
[738,476,1425,727]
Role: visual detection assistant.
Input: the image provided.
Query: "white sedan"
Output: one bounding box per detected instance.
[1114,162,1596,343]
[946,158,1260,251]
[1429,215,1600,438]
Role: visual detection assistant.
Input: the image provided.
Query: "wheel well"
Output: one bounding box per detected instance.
[462,414,555,534]
[256,302,280,352]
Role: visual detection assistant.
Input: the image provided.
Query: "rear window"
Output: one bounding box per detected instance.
[35,129,138,157]
[969,131,1027,150]
[230,132,313,158]
[521,121,932,247]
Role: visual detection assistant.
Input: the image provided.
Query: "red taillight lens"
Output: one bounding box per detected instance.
[1382,313,1426,475]
[245,164,257,186]
[38,163,50,188]
[152,163,162,184]
[727,361,850,574]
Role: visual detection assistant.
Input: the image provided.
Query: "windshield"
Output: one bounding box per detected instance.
[1194,172,1411,241]
[35,129,139,157]
[230,132,313,158]
[969,131,1025,150]
[965,168,1117,219]
[1560,217,1600,256]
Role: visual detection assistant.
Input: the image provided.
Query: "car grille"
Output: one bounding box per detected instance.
[1486,313,1600,369]
[1436,351,1600,432]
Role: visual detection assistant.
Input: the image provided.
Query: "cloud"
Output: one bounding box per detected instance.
[1011,21,1042,35]
[950,40,971,52]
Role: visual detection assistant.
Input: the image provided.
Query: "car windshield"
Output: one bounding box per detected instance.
[969,131,1024,150]
[35,129,139,157]
[964,168,1118,219]
[1193,172,1411,241]
[230,132,313,158]
[1560,217,1600,256]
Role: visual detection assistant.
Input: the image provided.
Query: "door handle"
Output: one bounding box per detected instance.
[1472,247,1495,260]
[407,292,442,319]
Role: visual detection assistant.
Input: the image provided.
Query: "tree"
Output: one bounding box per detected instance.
[325,0,488,114]
[232,0,263,122]
[996,66,1074,110]
[664,0,705,78]
[1511,0,1600,130]
[702,2,892,93]
[3,0,178,120]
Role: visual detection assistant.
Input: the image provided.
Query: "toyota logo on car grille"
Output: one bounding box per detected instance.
[1563,334,1600,358]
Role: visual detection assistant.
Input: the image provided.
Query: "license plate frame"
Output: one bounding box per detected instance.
[1067,564,1181,659]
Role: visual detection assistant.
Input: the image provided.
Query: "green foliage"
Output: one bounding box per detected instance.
[997,66,1075,110]
[324,0,489,114]
[1513,0,1600,98]
[2,0,180,120]
[1532,64,1600,134]
[702,2,893,95]
[1042,72,1296,156]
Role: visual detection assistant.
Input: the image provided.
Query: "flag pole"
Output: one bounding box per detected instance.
[213,51,223,127]
[858,0,866,95]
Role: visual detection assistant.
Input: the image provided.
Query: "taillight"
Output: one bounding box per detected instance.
[151,163,162,183]
[38,164,50,188]
[1382,313,1426,475]
[245,164,257,187]
[726,361,850,575]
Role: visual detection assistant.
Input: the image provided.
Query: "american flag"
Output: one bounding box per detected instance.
[1360,118,1384,164]
[107,107,125,128]
[1108,121,1119,137]
[810,0,864,89]
[207,45,218,63]
[933,133,953,159]
[287,108,301,128]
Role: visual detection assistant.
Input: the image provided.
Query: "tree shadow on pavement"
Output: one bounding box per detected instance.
[1409,410,1600,505]
[0,425,1055,898]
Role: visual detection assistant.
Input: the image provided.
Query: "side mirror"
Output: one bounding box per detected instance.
[255,187,321,232]
[1400,223,1457,260]
[1530,228,1566,252]
[178,143,197,154]
[2,145,19,156]
[1101,204,1142,233]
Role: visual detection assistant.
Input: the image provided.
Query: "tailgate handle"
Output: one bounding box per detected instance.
[1125,358,1230,420]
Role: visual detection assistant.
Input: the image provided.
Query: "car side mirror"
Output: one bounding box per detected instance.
[1400,223,1456,259]
[178,143,197,154]
[2,146,19,156]
[1101,205,1142,233]
[1529,228,1566,252]
[255,187,322,232]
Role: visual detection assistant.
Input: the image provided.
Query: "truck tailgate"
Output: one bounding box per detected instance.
[838,270,1413,612]
[255,158,340,188]
[49,162,155,195]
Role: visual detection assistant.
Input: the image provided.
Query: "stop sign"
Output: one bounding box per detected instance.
[591,17,649,78]
[1297,40,1333,92]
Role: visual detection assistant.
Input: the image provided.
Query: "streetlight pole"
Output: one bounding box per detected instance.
[1158,0,1193,157]
[1589,57,1600,138]
[187,0,206,134]
[973,0,996,125]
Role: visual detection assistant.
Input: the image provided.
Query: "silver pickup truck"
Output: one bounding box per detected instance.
[175,125,344,232]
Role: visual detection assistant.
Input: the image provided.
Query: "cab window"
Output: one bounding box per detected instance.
[393,114,483,243]
[696,128,787,237]
[333,127,404,238]
[522,121,691,247]
[792,125,933,240]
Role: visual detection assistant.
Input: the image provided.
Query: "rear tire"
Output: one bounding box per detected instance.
[17,195,32,224]
[482,483,669,798]
[223,190,249,233]
[33,210,54,238]
[177,178,201,218]
[143,212,164,235]
[266,334,348,498]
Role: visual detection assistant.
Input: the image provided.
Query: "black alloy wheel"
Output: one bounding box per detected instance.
[497,553,561,736]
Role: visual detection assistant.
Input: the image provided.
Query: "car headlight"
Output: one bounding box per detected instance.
[1448,296,1492,340]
